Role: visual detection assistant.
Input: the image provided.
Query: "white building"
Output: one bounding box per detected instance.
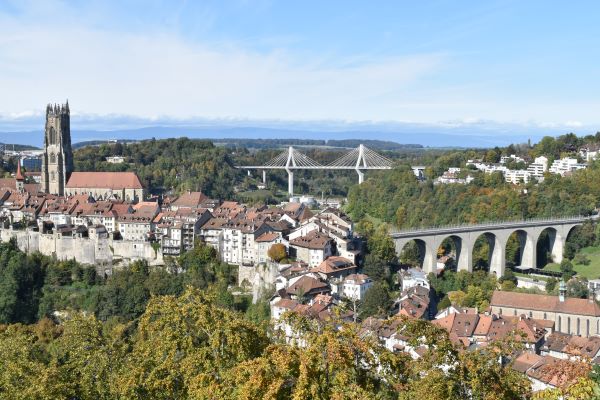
[399,268,430,292]
[580,145,600,162]
[505,169,532,184]
[549,157,587,176]
[342,273,373,301]
[500,154,525,164]
[106,156,125,164]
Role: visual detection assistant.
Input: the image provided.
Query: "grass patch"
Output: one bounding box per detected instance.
[571,247,600,280]
[543,263,561,273]
[540,247,600,280]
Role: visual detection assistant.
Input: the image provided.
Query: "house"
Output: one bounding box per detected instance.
[105,156,125,164]
[435,305,477,319]
[541,332,600,361]
[397,285,431,320]
[399,268,430,292]
[255,231,287,264]
[169,191,210,211]
[117,202,160,241]
[310,256,357,281]
[342,273,373,301]
[285,275,331,302]
[580,145,600,162]
[289,231,335,267]
[434,312,550,351]
[514,353,584,392]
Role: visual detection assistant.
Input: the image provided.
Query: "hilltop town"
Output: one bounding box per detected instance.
[2,103,600,396]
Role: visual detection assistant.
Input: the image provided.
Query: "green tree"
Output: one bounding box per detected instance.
[546,278,558,293]
[561,259,576,281]
[359,282,391,318]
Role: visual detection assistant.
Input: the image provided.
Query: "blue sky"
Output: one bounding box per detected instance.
[1,0,600,135]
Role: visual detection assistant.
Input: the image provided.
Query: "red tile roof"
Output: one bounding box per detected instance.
[256,232,280,242]
[289,230,333,250]
[491,290,600,317]
[312,256,356,274]
[66,172,143,189]
[286,275,330,297]
[171,191,208,208]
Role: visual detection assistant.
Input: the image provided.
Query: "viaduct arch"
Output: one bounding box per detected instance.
[392,216,592,276]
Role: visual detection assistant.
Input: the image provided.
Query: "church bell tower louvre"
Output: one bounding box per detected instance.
[41,101,74,196]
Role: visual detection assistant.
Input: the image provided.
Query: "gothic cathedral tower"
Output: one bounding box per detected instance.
[41,101,74,195]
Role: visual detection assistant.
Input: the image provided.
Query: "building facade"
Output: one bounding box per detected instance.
[490,288,600,338]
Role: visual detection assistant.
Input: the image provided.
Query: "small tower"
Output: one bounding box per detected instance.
[41,101,74,195]
[15,159,24,192]
[559,280,567,302]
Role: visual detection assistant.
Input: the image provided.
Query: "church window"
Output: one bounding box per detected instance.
[587,320,590,337]
[50,153,56,163]
[50,172,56,182]
[49,127,57,144]
[558,316,562,332]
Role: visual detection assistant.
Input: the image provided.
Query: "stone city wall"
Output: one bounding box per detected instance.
[0,228,163,271]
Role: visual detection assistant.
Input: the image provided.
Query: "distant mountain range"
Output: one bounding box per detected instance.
[0,124,557,149]
[71,138,424,151]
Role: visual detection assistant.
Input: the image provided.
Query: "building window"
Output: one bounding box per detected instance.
[587,320,590,337]
[558,316,562,332]
[50,153,56,163]
[577,318,581,336]
[568,317,571,334]
[543,313,547,320]
[49,127,56,144]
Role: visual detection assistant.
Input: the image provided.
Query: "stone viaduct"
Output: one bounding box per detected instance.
[390,216,596,276]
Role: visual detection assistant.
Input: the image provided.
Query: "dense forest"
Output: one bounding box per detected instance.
[2,284,597,399]
[0,239,267,326]
[73,138,242,199]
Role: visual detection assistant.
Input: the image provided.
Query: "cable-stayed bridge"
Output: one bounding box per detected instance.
[237,144,394,195]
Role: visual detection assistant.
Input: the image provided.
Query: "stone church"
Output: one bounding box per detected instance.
[41,102,144,202]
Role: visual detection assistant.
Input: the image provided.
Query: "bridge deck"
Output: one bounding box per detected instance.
[390,215,596,238]
[237,166,393,170]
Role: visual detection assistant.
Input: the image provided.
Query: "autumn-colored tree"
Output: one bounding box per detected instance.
[267,243,287,263]
[533,359,597,399]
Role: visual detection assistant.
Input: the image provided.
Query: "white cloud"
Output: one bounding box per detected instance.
[565,121,583,128]
[0,5,445,122]
[1,1,600,131]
